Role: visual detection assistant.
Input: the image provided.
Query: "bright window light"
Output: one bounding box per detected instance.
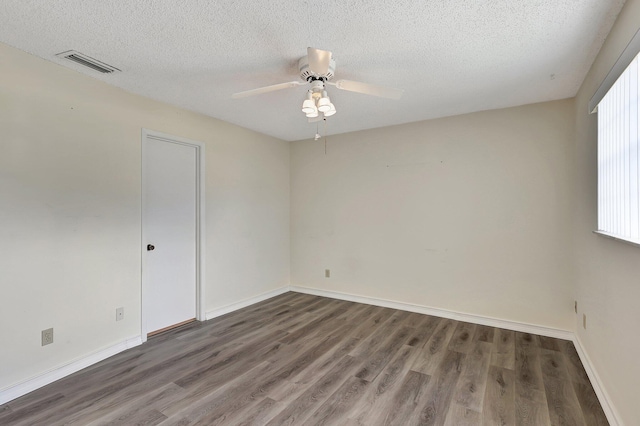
[596,52,640,244]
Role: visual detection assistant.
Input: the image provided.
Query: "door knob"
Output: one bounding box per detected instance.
[147,244,155,251]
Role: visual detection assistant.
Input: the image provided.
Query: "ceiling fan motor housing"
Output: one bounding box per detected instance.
[309,80,326,96]
[299,56,335,81]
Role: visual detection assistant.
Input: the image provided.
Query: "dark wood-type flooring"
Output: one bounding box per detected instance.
[1,292,608,425]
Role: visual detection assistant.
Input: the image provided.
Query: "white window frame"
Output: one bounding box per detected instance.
[590,28,640,247]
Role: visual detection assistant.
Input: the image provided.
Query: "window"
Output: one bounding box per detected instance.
[591,31,640,245]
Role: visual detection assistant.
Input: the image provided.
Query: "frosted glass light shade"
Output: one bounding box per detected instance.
[324,103,336,116]
[302,99,316,114]
[317,97,331,113]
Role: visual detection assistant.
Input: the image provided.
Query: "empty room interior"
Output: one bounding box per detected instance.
[1,0,639,425]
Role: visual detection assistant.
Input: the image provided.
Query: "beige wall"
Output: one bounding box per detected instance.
[0,43,290,391]
[291,99,575,330]
[573,0,640,423]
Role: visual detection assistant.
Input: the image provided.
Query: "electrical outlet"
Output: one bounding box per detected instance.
[325,269,330,278]
[574,300,577,314]
[583,313,587,329]
[116,307,124,321]
[42,328,53,346]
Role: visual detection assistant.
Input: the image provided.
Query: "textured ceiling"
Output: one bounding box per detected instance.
[0,0,625,141]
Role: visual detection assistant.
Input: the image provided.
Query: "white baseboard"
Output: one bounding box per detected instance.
[205,286,290,320]
[572,335,622,426]
[0,335,142,405]
[289,285,573,340]
[1,286,621,426]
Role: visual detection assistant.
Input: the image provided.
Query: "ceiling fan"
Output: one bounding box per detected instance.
[232,47,403,121]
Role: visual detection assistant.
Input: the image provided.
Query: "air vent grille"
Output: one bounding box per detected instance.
[56,50,120,74]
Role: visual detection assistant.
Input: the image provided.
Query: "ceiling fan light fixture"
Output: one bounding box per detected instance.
[317,91,332,113]
[301,92,316,114]
[324,103,337,117]
[302,99,316,114]
[306,109,319,118]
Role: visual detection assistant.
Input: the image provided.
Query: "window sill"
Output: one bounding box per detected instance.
[593,230,640,248]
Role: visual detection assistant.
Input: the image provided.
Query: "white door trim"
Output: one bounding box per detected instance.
[141,129,206,343]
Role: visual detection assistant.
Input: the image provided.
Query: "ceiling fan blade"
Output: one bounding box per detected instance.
[307,47,332,75]
[232,81,303,98]
[329,79,404,100]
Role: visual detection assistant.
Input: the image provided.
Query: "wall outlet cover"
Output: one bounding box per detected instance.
[42,328,53,346]
[116,307,124,321]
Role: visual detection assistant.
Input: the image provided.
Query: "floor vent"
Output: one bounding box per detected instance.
[55,50,120,74]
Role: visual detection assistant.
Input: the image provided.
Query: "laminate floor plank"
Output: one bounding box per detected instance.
[162,340,298,418]
[403,311,430,328]
[474,324,495,343]
[348,307,397,340]
[515,332,546,403]
[378,369,431,426]
[277,300,350,345]
[443,403,481,426]
[218,295,323,336]
[173,329,288,389]
[0,393,66,426]
[103,408,167,426]
[540,348,571,382]
[265,355,360,425]
[231,397,282,426]
[189,329,355,424]
[572,382,609,426]
[387,309,413,328]
[160,360,275,425]
[287,292,323,307]
[408,350,465,426]
[270,304,378,393]
[85,383,186,426]
[452,340,492,412]
[2,292,608,426]
[18,353,199,426]
[542,375,586,426]
[447,321,477,354]
[562,340,592,386]
[515,397,552,426]
[492,328,516,370]
[354,325,413,382]
[483,365,516,426]
[57,380,185,426]
[305,376,370,425]
[348,345,418,425]
[350,310,406,357]
[539,335,562,352]
[405,315,442,348]
[267,336,360,403]
[411,318,458,375]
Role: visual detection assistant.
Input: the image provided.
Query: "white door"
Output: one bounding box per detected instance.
[143,135,197,335]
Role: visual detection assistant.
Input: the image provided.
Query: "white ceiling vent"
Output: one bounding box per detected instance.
[55,50,120,74]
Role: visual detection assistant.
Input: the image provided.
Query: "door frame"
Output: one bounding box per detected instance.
[141,129,206,342]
